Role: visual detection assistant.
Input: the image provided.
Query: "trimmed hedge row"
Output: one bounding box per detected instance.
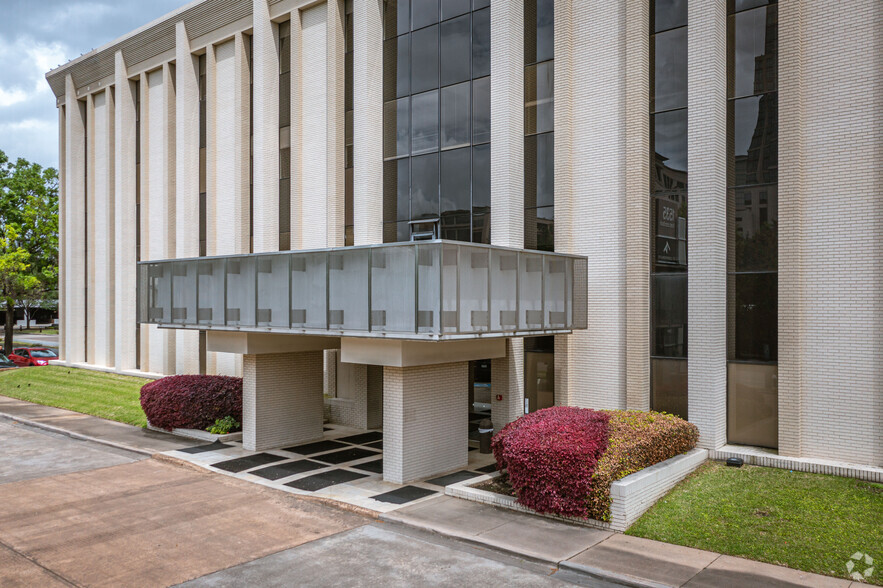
[492,407,698,520]
[587,410,699,520]
[492,406,611,517]
[140,375,242,432]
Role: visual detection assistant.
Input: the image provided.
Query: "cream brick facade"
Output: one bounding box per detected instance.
[48,0,883,469]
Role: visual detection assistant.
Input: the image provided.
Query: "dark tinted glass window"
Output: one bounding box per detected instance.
[730,0,773,13]
[441,82,470,149]
[651,108,688,194]
[652,273,688,357]
[412,0,438,29]
[525,206,554,252]
[733,272,777,361]
[525,0,554,64]
[733,186,777,271]
[525,133,554,208]
[442,0,471,22]
[440,15,471,86]
[472,76,490,144]
[383,159,410,222]
[472,8,490,78]
[652,0,687,32]
[383,98,410,158]
[385,0,410,39]
[729,5,777,98]
[384,35,410,101]
[525,61,554,135]
[411,25,439,93]
[411,152,439,219]
[730,93,777,186]
[441,147,471,214]
[411,90,439,154]
[472,212,490,243]
[472,143,490,212]
[651,26,687,112]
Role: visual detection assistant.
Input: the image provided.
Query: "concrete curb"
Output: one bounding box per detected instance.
[377,514,560,568]
[557,560,673,588]
[0,412,152,457]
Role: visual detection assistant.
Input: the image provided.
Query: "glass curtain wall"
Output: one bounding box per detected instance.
[649,0,688,419]
[523,0,554,413]
[381,0,491,244]
[726,0,778,448]
[344,0,354,245]
[524,0,553,252]
[279,21,292,250]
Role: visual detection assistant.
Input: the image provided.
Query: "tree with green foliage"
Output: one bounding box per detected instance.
[0,149,59,355]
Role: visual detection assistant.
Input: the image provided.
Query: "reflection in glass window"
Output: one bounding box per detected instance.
[441,147,471,214]
[472,76,490,144]
[383,98,410,158]
[383,35,410,101]
[525,0,554,65]
[652,0,687,33]
[730,93,778,186]
[651,108,688,193]
[412,0,439,30]
[651,26,687,112]
[411,152,439,219]
[411,90,439,154]
[733,273,777,361]
[729,5,777,98]
[472,8,490,78]
[525,133,554,209]
[441,82,470,149]
[440,15,471,86]
[525,61,554,135]
[472,143,490,213]
[411,25,439,94]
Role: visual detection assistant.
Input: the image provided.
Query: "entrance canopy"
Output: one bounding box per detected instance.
[138,240,587,341]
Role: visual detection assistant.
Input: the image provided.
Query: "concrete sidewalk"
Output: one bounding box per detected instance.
[381,495,858,588]
[0,395,194,455]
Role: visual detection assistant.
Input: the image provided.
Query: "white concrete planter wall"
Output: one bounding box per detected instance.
[448,448,708,532]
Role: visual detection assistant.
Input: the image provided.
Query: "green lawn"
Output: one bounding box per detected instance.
[15,328,59,335]
[0,365,150,427]
[627,461,883,584]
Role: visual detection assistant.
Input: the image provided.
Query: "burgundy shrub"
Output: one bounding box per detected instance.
[491,406,611,518]
[140,375,242,431]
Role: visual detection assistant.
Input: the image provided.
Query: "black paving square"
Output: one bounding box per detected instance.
[476,463,499,473]
[337,431,383,445]
[371,486,437,505]
[313,447,380,465]
[350,459,383,474]
[364,440,383,450]
[283,440,350,455]
[250,459,328,480]
[426,470,483,487]
[284,469,368,491]
[212,453,286,473]
[177,441,231,454]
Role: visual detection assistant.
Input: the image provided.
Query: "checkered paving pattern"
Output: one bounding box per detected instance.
[164,424,497,513]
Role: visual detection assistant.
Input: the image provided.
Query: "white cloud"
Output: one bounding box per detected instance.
[0,87,27,107]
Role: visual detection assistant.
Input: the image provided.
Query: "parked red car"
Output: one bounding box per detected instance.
[9,347,58,367]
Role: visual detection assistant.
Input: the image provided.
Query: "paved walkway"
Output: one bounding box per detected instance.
[0,395,194,455]
[382,496,860,588]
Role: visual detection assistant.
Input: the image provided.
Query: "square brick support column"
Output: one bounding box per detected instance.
[687,0,727,450]
[491,339,524,432]
[382,362,468,484]
[242,351,324,451]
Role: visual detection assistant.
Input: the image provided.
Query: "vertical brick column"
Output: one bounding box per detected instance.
[489,0,525,427]
[64,74,86,364]
[776,0,805,458]
[491,340,524,431]
[352,0,383,245]
[383,362,468,484]
[175,22,201,375]
[326,0,346,248]
[85,92,96,364]
[624,0,650,411]
[251,0,280,253]
[686,0,727,449]
[556,2,628,410]
[57,103,66,361]
[242,351,325,451]
[113,51,137,371]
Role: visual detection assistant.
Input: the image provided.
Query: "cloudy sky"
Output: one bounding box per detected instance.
[2,0,186,170]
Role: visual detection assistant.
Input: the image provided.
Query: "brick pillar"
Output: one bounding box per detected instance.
[383,362,468,484]
[242,351,324,451]
[491,339,524,431]
[687,0,727,449]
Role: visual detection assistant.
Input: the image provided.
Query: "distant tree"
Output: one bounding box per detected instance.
[0,150,59,354]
